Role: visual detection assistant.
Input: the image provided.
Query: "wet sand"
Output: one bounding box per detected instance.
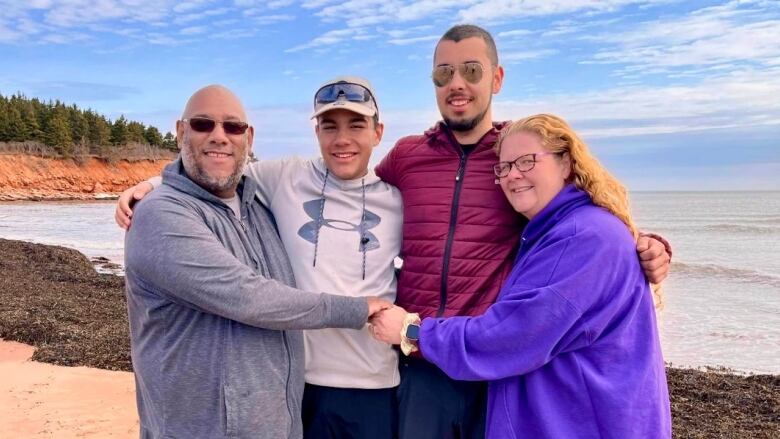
[0,340,138,438]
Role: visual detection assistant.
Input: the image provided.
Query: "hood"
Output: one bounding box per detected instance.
[521,184,593,246]
[162,157,259,208]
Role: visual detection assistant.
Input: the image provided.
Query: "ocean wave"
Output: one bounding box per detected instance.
[742,217,780,225]
[673,262,780,288]
[702,224,779,235]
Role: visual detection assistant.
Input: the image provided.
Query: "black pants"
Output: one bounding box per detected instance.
[302,383,397,439]
[397,355,487,439]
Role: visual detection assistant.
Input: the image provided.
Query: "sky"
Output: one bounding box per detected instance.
[0,0,778,191]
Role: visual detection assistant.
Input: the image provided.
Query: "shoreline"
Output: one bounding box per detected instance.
[0,238,778,437]
[0,192,120,201]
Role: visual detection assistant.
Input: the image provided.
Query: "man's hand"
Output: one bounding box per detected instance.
[637,235,671,284]
[115,182,154,230]
[366,297,393,319]
[369,305,407,345]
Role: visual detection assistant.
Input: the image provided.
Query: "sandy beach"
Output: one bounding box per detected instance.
[0,340,138,438]
[0,237,778,438]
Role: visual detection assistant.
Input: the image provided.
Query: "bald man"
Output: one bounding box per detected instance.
[124,85,391,439]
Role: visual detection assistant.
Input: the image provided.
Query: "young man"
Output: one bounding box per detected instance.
[374,24,672,438]
[117,77,402,439]
[123,85,390,439]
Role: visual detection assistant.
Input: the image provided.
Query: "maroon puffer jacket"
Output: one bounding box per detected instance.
[376,121,526,319]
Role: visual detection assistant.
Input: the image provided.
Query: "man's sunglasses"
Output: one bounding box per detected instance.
[432,62,484,87]
[183,117,249,135]
[313,82,378,110]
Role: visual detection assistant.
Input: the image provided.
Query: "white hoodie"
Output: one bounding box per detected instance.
[246,156,402,389]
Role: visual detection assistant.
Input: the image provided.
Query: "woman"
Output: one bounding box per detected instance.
[371,114,671,438]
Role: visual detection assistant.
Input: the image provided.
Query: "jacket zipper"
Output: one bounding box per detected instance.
[242,204,294,435]
[282,332,294,437]
[438,151,469,316]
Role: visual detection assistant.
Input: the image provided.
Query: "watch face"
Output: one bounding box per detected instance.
[406,324,420,340]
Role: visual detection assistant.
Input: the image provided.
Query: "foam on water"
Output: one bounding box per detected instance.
[633,191,780,374]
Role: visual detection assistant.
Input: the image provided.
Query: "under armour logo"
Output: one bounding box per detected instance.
[297,199,381,251]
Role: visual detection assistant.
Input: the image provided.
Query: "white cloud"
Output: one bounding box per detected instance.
[583,1,780,73]
[457,0,669,23]
[301,0,341,9]
[173,7,231,24]
[174,1,215,13]
[388,35,438,45]
[43,0,170,27]
[267,0,294,9]
[180,26,207,35]
[285,28,361,52]
[313,0,467,28]
[145,32,187,45]
[0,18,25,42]
[492,67,780,138]
[502,49,558,63]
[497,29,534,38]
[253,14,295,24]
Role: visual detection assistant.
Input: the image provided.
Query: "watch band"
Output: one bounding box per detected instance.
[400,313,421,356]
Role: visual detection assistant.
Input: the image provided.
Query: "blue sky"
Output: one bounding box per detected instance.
[1,0,778,190]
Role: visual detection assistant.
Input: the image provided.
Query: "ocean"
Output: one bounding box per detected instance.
[1,192,779,374]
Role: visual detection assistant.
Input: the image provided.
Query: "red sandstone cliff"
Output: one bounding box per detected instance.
[0,154,172,201]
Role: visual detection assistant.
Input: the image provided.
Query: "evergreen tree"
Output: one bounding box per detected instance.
[0,93,174,159]
[21,103,42,141]
[0,96,8,141]
[44,107,73,156]
[162,132,178,150]
[68,105,89,145]
[126,121,145,144]
[5,107,27,141]
[110,115,129,145]
[144,126,164,146]
[87,111,111,153]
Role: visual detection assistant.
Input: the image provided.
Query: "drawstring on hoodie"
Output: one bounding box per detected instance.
[312,169,368,280]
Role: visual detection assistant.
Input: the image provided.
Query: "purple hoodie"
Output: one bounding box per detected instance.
[418,184,671,439]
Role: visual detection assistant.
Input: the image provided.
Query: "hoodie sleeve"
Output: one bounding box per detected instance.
[418,220,641,381]
[125,194,369,331]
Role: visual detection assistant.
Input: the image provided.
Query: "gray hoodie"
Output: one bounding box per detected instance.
[124,158,369,439]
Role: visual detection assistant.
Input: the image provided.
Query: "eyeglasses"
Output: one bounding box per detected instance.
[432,62,484,87]
[314,82,378,111]
[183,117,249,135]
[493,152,560,178]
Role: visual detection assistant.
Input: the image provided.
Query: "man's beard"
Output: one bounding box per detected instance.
[180,137,248,196]
[443,95,491,133]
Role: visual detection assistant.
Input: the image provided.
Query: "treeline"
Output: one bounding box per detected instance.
[0,92,177,162]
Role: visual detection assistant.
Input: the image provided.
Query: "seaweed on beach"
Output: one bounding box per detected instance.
[668,367,779,438]
[0,238,778,437]
[0,238,131,371]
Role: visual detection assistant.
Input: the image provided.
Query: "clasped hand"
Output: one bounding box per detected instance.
[368,305,408,345]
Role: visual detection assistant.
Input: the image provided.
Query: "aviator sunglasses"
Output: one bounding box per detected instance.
[432,62,484,87]
[183,117,250,135]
